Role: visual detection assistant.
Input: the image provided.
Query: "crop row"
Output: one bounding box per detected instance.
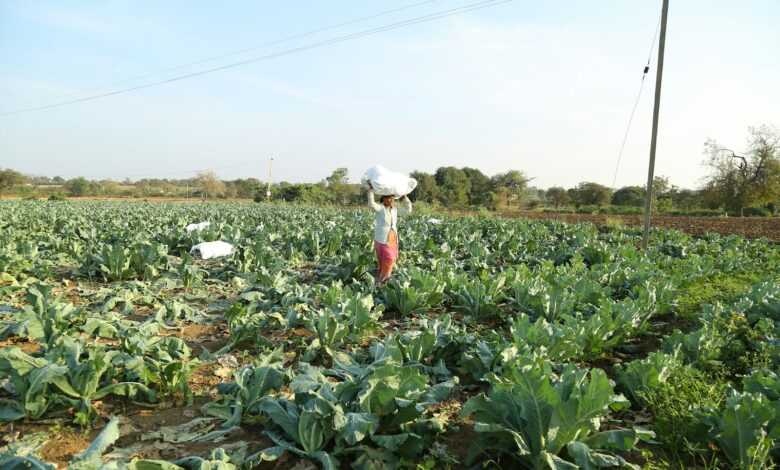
[0,200,778,469]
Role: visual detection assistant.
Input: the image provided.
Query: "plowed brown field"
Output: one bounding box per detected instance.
[504,211,780,242]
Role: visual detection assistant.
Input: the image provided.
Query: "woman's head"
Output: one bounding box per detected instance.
[381,195,395,207]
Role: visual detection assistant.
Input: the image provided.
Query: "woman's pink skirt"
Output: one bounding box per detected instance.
[375,230,398,278]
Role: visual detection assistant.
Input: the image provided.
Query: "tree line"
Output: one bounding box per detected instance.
[2,126,778,216]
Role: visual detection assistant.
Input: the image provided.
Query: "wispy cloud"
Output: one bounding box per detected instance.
[228,72,360,111]
[12,3,166,38]
[25,5,118,35]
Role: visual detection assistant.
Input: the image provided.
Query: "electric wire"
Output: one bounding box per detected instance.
[13,0,441,107]
[610,15,662,189]
[1,0,511,117]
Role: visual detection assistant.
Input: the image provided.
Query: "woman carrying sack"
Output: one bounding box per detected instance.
[367,182,412,284]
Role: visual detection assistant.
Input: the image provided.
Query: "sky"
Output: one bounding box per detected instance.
[1,0,778,189]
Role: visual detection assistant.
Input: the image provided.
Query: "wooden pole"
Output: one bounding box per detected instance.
[642,0,669,249]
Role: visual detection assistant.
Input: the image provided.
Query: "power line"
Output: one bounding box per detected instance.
[1,0,511,117]
[610,15,662,189]
[13,0,441,107]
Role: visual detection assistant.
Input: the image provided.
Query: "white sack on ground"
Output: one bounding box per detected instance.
[186,222,210,233]
[190,241,234,260]
[361,165,417,197]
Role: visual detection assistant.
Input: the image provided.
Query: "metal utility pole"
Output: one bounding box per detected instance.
[266,157,274,201]
[642,0,669,250]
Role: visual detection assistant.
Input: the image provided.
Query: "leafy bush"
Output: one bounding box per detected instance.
[700,390,776,470]
[664,304,775,377]
[742,207,773,217]
[209,345,458,468]
[616,350,681,403]
[16,284,81,349]
[575,204,601,214]
[449,272,507,318]
[304,293,382,359]
[630,360,727,459]
[203,350,287,427]
[600,205,643,215]
[744,368,780,401]
[508,296,656,362]
[463,355,650,468]
[508,276,576,322]
[662,208,727,217]
[382,269,445,316]
[674,272,759,318]
[0,339,156,426]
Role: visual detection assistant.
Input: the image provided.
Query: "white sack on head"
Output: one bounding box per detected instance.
[361,165,417,197]
[186,222,210,233]
[428,218,442,225]
[190,241,234,260]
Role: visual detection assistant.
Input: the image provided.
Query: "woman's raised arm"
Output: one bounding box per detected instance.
[367,188,382,211]
[398,195,412,215]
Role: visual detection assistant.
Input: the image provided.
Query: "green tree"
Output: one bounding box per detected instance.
[195,171,226,199]
[409,171,438,203]
[29,175,52,185]
[490,170,530,209]
[523,187,545,209]
[273,182,337,205]
[651,175,675,213]
[135,179,169,197]
[569,182,612,206]
[462,167,492,206]
[0,169,27,194]
[611,186,645,206]
[545,186,570,208]
[703,126,780,216]
[65,177,92,197]
[435,167,470,207]
[236,178,263,199]
[275,182,302,202]
[667,188,701,210]
[99,180,121,196]
[652,176,671,198]
[325,167,349,186]
[301,182,334,205]
[325,168,350,204]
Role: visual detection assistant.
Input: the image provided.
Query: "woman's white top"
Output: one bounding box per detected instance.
[367,190,412,243]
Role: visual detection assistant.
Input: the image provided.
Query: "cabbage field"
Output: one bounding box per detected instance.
[1,201,779,470]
